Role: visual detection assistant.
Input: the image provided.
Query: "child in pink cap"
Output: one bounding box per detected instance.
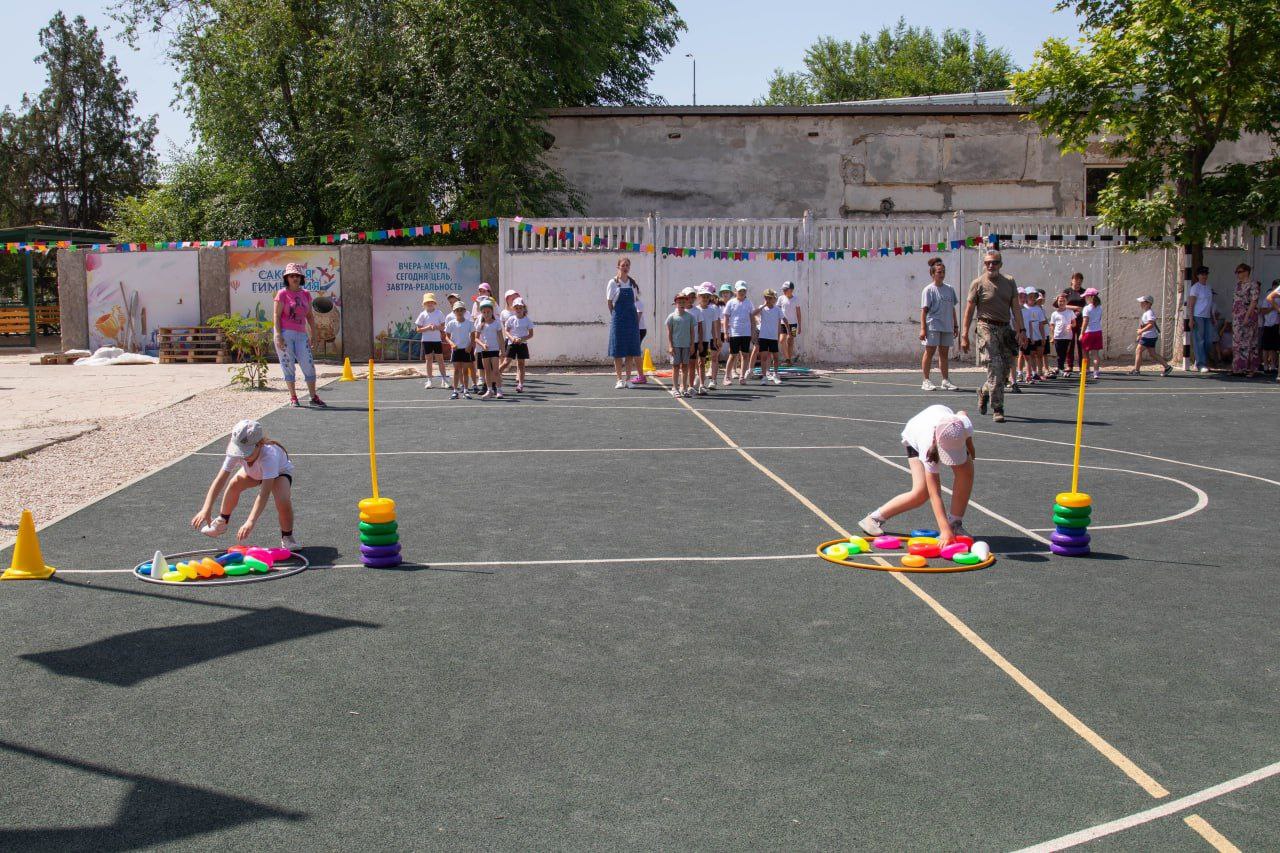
[859,404,975,546]
[273,261,326,407]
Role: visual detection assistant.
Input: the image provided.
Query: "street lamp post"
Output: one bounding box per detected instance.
[686,52,696,105]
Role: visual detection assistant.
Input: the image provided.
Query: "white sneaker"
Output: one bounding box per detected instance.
[200,518,228,537]
[670,388,681,397]
[616,380,626,389]
[424,380,432,388]
[858,515,885,537]
[281,534,300,551]
[922,378,937,391]
[707,381,716,391]
[1199,367,1209,374]
[769,374,782,385]
[940,379,959,391]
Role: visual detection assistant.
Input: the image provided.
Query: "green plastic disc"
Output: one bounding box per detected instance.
[224,564,251,576]
[358,520,398,535]
[1052,503,1092,519]
[243,556,270,573]
[952,552,982,565]
[360,532,399,546]
[1052,514,1091,528]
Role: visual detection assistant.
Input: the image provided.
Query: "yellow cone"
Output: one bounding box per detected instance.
[2,510,55,581]
[641,348,655,374]
[339,357,356,381]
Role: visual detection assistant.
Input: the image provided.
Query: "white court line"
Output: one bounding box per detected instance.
[191,445,867,458]
[1014,759,1280,852]
[53,552,822,574]
[879,456,1210,533]
[859,446,1052,546]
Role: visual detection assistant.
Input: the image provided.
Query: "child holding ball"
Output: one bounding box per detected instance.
[192,419,298,549]
[859,404,975,546]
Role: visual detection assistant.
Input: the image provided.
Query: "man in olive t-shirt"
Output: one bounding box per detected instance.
[961,249,1026,422]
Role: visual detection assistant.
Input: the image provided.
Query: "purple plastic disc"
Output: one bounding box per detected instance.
[361,554,403,568]
[359,542,402,558]
[1050,531,1090,547]
[1050,543,1091,557]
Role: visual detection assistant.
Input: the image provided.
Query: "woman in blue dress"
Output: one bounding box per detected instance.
[606,257,643,388]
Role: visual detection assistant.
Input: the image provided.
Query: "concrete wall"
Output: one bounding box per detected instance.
[56,250,88,349]
[340,244,372,362]
[197,248,229,321]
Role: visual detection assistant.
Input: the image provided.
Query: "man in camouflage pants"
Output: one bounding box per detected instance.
[960,250,1026,423]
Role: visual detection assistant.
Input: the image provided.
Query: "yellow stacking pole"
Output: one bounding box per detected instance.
[367,359,379,499]
[1070,363,1087,493]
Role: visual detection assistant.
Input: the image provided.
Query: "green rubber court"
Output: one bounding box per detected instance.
[1,370,1277,850]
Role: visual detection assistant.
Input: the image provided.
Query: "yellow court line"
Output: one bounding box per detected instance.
[651,376,1170,800]
[1183,815,1241,852]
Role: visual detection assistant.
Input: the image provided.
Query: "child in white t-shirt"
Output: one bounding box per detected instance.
[192,419,299,549]
[696,285,721,391]
[474,299,504,398]
[752,289,786,385]
[1026,289,1049,381]
[1050,295,1077,377]
[444,301,476,400]
[503,298,535,392]
[415,293,448,388]
[1080,288,1104,380]
[1129,295,1172,376]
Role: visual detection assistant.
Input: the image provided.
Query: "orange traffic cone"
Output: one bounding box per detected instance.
[2,510,55,580]
[339,357,356,381]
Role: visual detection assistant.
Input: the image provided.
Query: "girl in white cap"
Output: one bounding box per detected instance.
[696,284,721,391]
[415,293,448,388]
[273,262,326,407]
[475,298,504,398]
[503,298,535,392]
[192,419,299,549]
[1081,288,1104,380]
[498,289,521,375]
[859,404,975,546]
[1129,295,1173,375]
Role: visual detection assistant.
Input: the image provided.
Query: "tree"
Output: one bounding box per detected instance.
[756,21,1017,105]
[1011,0,1280,265]
[0,12,156,229]
[110,0,683,241]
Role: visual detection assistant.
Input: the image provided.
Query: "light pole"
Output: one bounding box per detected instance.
[686,52,696,105]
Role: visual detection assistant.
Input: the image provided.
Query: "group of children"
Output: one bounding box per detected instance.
[663,280,803,397]
[414,284,535,399]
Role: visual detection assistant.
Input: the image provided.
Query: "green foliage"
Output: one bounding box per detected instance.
[1012,0,1280,250]
[757,21,1017,105]
[110,0,683,242]
[207,313,274,389]
[0,12,156,229]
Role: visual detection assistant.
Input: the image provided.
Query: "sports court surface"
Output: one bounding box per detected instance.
[2,369,1277,850]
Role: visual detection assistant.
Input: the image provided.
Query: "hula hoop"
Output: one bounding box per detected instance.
[134,548,309,586]
[816,539,995,573]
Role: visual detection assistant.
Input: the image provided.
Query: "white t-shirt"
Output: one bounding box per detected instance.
[698,301,720,340]
[1027,305,1047,340]
[221,443,293,480]
[634,298,646,331]
[1020,306,1038,341]
[686,304,703,341]
[757,304,784,340]
[444,316,474,349]
[1139,309,1159,340]
[780,293,798,323]
[900,405,972,474]
[415,308,446,342]
[606,277,638,305]
[1051,309,1076,340]
[1188,282,1214,318]
[723,297,755,336]
[505,315,534,341]
[1261,290,1279,327]
[1082,303,1103,333]
[475,319,501,351]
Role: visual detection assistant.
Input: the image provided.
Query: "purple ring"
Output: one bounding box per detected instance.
[1050,543,1091,557]
[1050,531,1090,547]
[361,555,403,568]
[359,542,402,558]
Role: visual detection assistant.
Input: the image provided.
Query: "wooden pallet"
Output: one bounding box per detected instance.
[39,352,81,365]
[157,325,229,364]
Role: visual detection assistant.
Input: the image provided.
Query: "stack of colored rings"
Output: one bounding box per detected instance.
[1051,492,1092,556]
[359,497,402,567]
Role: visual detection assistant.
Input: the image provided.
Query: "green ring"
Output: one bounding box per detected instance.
[358,520,398,535]
[224,564,251,576]
[360,532,400,546]
[1052,514,1091,528]
[1052,504,1092,518]
[952,552,982,565]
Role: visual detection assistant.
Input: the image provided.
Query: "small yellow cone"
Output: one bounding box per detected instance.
[2,510,55,581]
[339,357,356,382]
[641,348,655,374]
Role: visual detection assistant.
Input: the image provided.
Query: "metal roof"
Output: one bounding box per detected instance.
[0,224,114,242]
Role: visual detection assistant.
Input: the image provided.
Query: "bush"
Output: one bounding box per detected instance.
[207,313,273,389]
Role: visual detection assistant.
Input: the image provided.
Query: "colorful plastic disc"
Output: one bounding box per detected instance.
[907,536,940,548]
[822,544,850,559]
[900,554,928,568]
[1052,514,1090,528]
[224,564,251,576]
[908,543,942,558]
[358,520,398,535]
[952,552,982,565]
[940,543,968,560]
[909,528,940,538]
[1055,492,1092,509]
[360,543,402,558]
[359,497,397,514]
[1052,503,1092,518]
[359,532,399,546]
[359,512,396,525]
[872,536,903,550]
[361,555,403,568]
[1050,543,1091,557]
[1050,531,1091,547]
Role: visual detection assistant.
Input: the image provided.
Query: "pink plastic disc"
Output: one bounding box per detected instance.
[872,535,903,550]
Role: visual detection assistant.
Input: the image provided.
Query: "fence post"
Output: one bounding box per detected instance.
[649,211,660,355]
[801,210,813,364]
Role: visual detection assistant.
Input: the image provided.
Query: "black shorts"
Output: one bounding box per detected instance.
[507,342,530,360]
[451,349,473,363]
[696,341,710,356]
[1262,325,1280,351]
[1020,342,1036,355]
[421,341,442,355]
[1043,338,1052,354]
[479,349,499,361]
[758,338,779,353]
[905,446,919,460]
[787,323,799,336]
[729,335,752,354]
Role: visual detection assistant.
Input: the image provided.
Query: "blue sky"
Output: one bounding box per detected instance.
[0,1,1083,152]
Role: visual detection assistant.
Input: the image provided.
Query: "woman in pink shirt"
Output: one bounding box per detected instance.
[273,262,326,407]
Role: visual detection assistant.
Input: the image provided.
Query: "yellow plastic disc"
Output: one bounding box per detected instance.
[359,497,397,514]
[1055,491,1092,509]
[161,570,186,582]
[359,511,397,525]
[907,536,940,548]
[847,535,870,551]
[900,554,928,568]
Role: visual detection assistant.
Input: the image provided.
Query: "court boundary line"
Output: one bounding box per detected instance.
[1014,758,1278,852]
[650,376,1170,799]
[191,444,869,458]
